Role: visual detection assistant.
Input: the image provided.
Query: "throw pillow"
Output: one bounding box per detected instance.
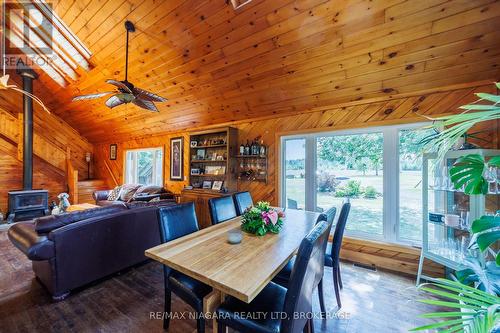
[118,184,141,202]
[107,186,122,201]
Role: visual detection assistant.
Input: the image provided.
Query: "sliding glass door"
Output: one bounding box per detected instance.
[282,138,306,210]
[280,123,429,245]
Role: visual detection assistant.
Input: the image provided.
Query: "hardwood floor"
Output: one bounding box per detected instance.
[0,230,436,332]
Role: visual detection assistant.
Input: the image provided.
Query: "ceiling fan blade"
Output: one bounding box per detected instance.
[133,98,159,112]
[72,91,114,101]
[106,79,132,93]
[105,93,135,108]
[133,87,167,102]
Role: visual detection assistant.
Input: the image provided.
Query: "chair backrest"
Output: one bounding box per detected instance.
[208,196,237,224]
[287,198,298,209]
[324,206,337,225]
[330,202,351,262]
[233,191,254,216]
[281,219,332,333]
[157,202,199,243]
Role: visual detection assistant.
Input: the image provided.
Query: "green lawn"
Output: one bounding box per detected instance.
[285,170,423,241]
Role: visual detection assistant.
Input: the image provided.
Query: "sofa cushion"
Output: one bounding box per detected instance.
[118,184,141,202]
[35,204,128,234]
[107,186,122,201]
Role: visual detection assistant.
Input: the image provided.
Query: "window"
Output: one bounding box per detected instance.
[125,148,163,186]
[280,123,429,245]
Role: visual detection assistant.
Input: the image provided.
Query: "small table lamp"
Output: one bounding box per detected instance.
[85,152,91,180]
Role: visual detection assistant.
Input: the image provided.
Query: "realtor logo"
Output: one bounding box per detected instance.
[2,1,55,68]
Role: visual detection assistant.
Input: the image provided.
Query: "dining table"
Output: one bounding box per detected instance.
[145,208,321,332]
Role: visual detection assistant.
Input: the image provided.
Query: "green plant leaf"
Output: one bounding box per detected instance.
[458,104,500,111]
[419,287,492,308]
[476,230,500,252]
[418,299,481,310]
[410,318,468,331]
[488,156,500,167]
[475,93,500,103]
[450,154,488,195]
[471,215,500,233]
[420,312,477,318]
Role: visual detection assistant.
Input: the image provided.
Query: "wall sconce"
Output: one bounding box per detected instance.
[85,152,91,180]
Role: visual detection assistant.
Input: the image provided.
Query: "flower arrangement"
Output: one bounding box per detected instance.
[241,201,285,236]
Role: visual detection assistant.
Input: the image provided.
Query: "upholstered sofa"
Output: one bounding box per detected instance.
[8,200,176,300]
[93,184,175,206]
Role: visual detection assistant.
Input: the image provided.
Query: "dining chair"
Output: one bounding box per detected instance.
[325,202,350,309]
[272,207,336,314]
[233,191,253,215]
[208,196,237,224]
[157,203,212,333]
[216,219,332,333]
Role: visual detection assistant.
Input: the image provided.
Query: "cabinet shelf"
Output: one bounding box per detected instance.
[191,144,227,149]
[236,155,267,159]
[191,160,227,163]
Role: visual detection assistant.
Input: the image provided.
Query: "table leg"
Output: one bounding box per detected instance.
[203,290,228,333]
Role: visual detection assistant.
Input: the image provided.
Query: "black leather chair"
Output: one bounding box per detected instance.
[157,203,212,332]
[272,207,336,314]
[233,191,253,216]
[325,202,350,308]
[208,196,237,224]
[216,219,332,333]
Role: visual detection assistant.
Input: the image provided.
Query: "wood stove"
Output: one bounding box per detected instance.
[5,64,49,222]
[8,190,49,222]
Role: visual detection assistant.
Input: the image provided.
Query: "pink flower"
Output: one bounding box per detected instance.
[268,211,278,225]
[278,211,285,218]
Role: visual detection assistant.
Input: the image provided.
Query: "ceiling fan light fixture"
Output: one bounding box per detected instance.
[72,20,167,112]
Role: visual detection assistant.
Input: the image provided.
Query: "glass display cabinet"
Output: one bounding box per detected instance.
[416,149,500,285]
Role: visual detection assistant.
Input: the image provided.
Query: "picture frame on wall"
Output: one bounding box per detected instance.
[110,144,117,160]
[170,137,183,181]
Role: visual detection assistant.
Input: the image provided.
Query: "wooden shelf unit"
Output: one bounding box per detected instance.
[236,153,268,184]
[181,127,238,228]
[187,127,238,191]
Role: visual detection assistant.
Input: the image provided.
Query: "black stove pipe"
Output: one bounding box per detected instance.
[16,63,39,190]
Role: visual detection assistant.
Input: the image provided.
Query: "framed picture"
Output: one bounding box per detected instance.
[190,168,200,175]
[212,181,223,191]
[190,140,197,148]
[170,137,183,181]
[196,149,206,160]
[202,181,212,189]
[110,144,117,160]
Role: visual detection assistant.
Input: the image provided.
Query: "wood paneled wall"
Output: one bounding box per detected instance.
[0,87,94,213]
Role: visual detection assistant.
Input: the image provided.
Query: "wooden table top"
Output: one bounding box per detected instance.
[145,208,320,303]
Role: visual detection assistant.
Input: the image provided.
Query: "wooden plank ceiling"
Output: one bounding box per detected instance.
[30,0,500,143]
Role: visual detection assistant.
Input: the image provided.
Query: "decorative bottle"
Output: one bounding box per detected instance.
[259,140,266,156]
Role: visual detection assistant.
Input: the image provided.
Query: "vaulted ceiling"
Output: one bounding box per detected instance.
[24,0,500,142]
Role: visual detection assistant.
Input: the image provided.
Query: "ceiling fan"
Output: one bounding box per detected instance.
[72,21,167,112]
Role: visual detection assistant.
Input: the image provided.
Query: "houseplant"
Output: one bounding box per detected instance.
[413,84,500,332]
[241,201,285,236]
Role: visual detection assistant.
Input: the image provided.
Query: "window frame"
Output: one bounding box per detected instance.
[123,146,164,186]
[279,122,429,246]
